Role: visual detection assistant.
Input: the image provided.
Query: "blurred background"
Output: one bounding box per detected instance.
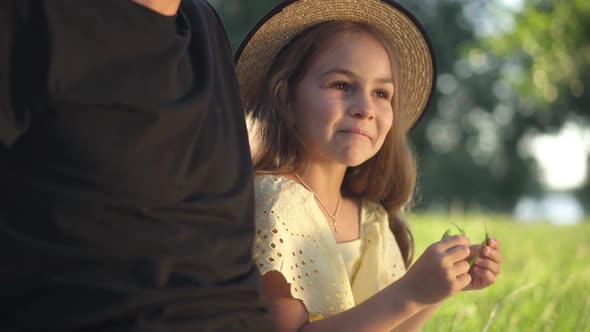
[211,0,589,225]
[210,0,590,331]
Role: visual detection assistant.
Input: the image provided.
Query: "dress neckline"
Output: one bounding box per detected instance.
[337,237,362,245]
[262,174,365,244]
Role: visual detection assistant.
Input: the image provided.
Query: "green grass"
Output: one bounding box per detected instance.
[408,214,590,332]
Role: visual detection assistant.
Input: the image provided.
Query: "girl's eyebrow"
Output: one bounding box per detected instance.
[319,67,393,85]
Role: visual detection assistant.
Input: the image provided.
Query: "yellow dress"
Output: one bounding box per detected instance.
[252,174,406,321]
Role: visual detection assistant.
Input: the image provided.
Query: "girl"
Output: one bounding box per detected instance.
[236,0,503,331]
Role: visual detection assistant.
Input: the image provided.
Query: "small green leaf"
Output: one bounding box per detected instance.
[441,223,491,271]
[441,229,452,240]
[469,232,489,269]
[453,223,466,236]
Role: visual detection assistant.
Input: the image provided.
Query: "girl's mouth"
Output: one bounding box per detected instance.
[340,128,372,140]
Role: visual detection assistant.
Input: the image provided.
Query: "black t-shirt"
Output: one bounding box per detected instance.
[0,1,270,331]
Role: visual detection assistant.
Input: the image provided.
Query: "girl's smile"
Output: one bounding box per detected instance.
[337,128,372,140]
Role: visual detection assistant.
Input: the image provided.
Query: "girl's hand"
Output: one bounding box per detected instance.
[400,235,472,306]
[462,237,503,291]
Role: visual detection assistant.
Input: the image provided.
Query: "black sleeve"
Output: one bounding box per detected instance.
[0,1,182,149]
[0,1,29,147]
[1,1,271,330]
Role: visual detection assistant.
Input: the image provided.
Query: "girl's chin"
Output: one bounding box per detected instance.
[346,160,370,167]
[339,155,374,167]
[308,148,376,167]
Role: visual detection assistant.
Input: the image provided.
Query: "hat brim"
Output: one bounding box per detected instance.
[235,0,436,131]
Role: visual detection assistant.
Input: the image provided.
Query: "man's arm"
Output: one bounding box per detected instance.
[131,0,181,16]
[1,1,14,145]
[0,0,27,147]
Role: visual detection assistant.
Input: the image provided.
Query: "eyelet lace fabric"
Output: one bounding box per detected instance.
[253,174,406,321]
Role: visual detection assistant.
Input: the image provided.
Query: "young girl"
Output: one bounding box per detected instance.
[236,0,503,331]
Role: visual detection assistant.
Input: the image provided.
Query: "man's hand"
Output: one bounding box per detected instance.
[131,0,181,16]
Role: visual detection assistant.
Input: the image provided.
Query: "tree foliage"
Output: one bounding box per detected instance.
[485,0,590,121]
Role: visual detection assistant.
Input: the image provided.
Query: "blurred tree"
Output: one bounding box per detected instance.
[484,0,590,125]
[399,0,545,212]
[481,0,590,210]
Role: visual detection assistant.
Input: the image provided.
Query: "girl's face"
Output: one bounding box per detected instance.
[291,29,395,168]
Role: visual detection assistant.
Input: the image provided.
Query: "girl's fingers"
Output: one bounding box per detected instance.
[447,243,471,263]
[467,241,503,265]
[481,246,504,264]
[473,257,501,275]
[467,244,481,257]
[439,235,471,251]
[472,266,497,284]
[457,272,472,289]
[453,260,470,275]
[487,237,501,250]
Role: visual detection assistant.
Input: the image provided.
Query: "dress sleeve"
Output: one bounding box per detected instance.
[253,191,338,319]
[253,176,320,295]
[252,192,305,292]
[252,175,356,320]
[0,1,30,147]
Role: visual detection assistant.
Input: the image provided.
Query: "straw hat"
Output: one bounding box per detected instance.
[235,0,436,131]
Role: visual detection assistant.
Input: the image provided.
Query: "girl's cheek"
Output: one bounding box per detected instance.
[379,113,394,132]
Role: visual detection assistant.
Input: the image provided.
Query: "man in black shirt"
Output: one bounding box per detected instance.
[0,0,270,331]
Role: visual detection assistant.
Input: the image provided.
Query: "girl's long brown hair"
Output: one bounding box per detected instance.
[246,21,417,268]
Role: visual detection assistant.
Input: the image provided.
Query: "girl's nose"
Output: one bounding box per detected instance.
[348,93,375,119]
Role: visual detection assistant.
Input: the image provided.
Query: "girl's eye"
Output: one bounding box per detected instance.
[331,82,348,91]
[375,90,391,100]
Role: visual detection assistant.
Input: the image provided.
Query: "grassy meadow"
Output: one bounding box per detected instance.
[409,214,590,332]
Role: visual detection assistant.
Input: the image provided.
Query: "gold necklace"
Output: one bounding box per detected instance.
[294,173,342,234]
